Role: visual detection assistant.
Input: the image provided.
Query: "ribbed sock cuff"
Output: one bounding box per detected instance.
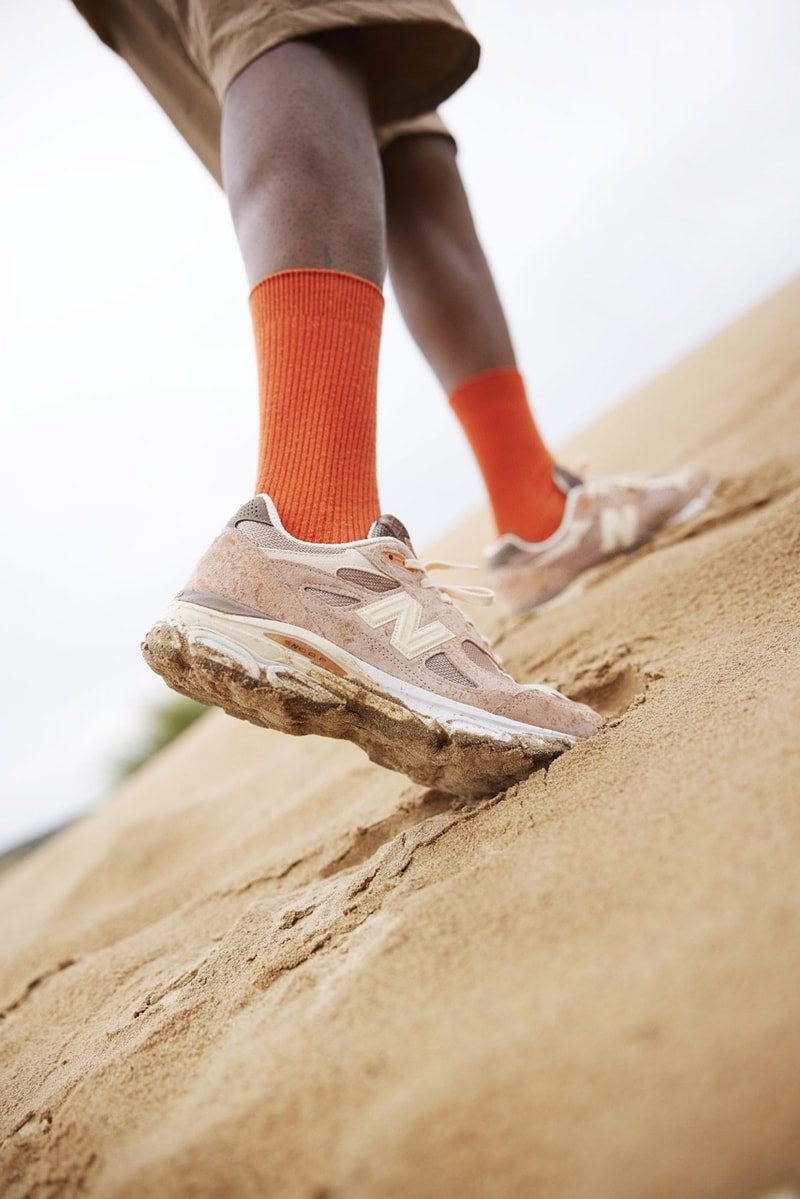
[450,366,565,541]
[250,270,384,543]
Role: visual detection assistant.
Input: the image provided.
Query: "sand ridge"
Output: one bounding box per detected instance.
[1,280,799,1198]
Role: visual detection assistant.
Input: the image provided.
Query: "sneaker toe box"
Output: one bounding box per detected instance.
[508,686,603,740]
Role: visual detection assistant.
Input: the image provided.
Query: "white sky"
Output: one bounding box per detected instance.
[1,0,799,850]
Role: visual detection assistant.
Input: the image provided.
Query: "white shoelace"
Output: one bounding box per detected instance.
[403,558,498,657]
[405,558,494,606]
[575,458,658,499]
[581,478,617,498]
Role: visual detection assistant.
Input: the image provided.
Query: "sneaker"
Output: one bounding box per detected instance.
[141,495,601,798]
[486,465,714,614]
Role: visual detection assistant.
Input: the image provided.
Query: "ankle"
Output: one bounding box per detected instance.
[449,367,566,542]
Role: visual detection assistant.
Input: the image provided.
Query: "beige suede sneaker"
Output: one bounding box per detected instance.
[486,465,714,614]
[142,495,601,798]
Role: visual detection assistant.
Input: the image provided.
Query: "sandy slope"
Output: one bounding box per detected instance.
[2,281,799,1199]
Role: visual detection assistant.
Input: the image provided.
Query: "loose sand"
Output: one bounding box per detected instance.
[2,280,799,1198]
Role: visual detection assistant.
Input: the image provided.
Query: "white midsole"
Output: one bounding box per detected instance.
[160,600,574,745]
[666,479,716,527]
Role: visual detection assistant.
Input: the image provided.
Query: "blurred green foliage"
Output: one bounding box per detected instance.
[117,695,208,779]
[0,697,210,876]
[0,828,58,877]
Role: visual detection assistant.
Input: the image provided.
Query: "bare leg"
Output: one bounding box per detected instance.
[220,33,386,542]
[222,31,386,289]
[383,132,567,542]
[382,133,515,393]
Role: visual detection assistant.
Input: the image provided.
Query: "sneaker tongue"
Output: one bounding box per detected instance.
[368,514,413,548]
[553,464,583,494]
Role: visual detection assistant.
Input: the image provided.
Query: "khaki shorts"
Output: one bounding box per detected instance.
[72,0,475,184]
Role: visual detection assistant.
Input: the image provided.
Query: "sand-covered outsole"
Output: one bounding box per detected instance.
[141,620,573,799]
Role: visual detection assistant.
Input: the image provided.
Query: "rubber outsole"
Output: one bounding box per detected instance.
[141,616,575,799]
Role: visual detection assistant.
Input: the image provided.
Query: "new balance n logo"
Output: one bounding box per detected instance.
[358,593,455,660]
[600,504,639,553]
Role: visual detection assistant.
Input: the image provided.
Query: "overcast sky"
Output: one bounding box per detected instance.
[2,0,799,850]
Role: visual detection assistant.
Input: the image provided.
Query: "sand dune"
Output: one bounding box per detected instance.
[2,280,799,1198]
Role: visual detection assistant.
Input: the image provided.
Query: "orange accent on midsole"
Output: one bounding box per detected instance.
[264,632,347,677]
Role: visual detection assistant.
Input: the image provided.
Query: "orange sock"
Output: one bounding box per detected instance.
[249,269,383,543]
[449,366,566,542]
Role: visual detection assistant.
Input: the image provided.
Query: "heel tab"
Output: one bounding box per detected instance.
[227,495,273,528]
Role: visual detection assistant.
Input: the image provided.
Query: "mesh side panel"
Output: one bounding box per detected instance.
[232,520,351,555]
[304,587,360,608]
[462,640,503,674]
[425,652,476,688]
[235,520,287,548]
[336,568,398,592]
